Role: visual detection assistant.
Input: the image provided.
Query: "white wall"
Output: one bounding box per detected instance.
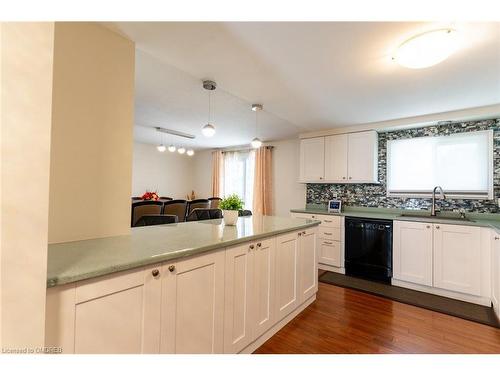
[1,22,54,350]
[266,139,306,216]
[191,149,213,199]
[132,142,197,199]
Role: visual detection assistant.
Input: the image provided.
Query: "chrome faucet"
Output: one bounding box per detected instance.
[431,186,446,216]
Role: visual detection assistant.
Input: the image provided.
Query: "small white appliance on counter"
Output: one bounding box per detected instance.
[328,199,342,213]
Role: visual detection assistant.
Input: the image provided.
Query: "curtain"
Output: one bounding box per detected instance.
[223,150,255,210]
[211,150,223,197]
[253,146,273,215]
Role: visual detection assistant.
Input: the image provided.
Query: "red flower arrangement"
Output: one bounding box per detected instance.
[141,191,160,201]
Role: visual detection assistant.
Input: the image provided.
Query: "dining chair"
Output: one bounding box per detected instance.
[131,200,163,227]
[134,214,178,227]
[186,208,223,222]
[208,197,222,209]
[238,210,252,217]
[163,199,188,222]
[186,199,210,217]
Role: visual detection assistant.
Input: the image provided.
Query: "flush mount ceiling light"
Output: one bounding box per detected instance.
[177,147,186,154]
[186,149,194,156]
[251,104,263,149]
[393,28,458,69]
[202,80,217,137]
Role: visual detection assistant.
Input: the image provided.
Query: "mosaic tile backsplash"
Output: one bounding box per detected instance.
[306,118,500,213]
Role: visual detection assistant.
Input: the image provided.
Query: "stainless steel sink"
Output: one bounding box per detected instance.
[398,213,475,223]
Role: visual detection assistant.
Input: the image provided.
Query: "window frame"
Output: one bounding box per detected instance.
[386,129,494,200]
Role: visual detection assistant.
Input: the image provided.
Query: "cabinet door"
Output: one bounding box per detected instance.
[319,240,341,267]
[434,224,481,296]
[492,235,500,316]
[252,238,277,339]
[71,265,162,354]
[393,221,433,286]
[298,228,318,303]
[275,231,300,321]
[347,131,378,182]
[223,242,254,353]
[160,250,225,353]
[299,137,325,182]
[324,134,348,182]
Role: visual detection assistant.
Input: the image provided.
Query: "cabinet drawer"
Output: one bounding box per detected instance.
[313,215,341,228]
[318,226,341,241]
[319,240,341,267]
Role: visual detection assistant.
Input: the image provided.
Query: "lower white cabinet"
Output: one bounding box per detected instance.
[393,221,433,286]
[45,264,162,354]
[223,238,276,353]
[160,250,225,354]
[492,233,500,318]
[433,224,481,296]
[45,228,319,354]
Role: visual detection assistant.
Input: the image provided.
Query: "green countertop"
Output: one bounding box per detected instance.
[291,206,500,232]
[47,215,320,288]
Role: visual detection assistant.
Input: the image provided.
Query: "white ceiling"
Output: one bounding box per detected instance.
[109,22,500,149]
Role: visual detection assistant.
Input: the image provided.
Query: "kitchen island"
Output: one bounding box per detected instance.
[45,216,320,354]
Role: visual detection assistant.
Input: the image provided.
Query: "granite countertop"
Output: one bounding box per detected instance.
[291,205,500,233]
[47,215,320,288]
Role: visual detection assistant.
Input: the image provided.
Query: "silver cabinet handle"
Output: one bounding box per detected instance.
[324,232,333,235]
[152,269,160,277]
[257,242,262,247]
[342,177,346,180]
[324,220,332,223]
[348,177,352,180]
[426,225,431,229]
[435,225,440,229]
[302,231,306,235]
[298,232,302,237]
[495,236,499,240]
[323,241,333,245]
[249,244,255,250]
[168,265,175,272]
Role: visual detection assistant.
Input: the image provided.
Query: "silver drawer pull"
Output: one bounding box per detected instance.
[324,220,332,223]
[323,241,333,245]
[323,232,333,235]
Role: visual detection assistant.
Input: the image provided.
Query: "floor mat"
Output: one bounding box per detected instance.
[319,271,499,328]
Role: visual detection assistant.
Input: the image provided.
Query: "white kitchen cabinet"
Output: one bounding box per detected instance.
[492,233,500,319]
[160,250,225,354]
[324,134,348,181]
[299,137,325,182]
[302,130,378,184]
[275,231,300,321]
[347,131,378,182]
[45,265,162,354]
[393,221,433,286]
[319,240,342,267]
[223,238,276,353]
[252,238,277,338]
[433,224,481,296]
[298,228,318,303]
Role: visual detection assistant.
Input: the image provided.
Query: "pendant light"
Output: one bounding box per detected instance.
[187,149,194,156]
[202,80,217,137]
[251,104,263,148]
[157,130,166,152]
[177,147,186,154]
[168,144,176,152]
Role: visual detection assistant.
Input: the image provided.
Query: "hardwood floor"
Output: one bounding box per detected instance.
[254,281,500,354]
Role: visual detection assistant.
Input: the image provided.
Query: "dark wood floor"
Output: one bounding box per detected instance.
[255,281,500,354]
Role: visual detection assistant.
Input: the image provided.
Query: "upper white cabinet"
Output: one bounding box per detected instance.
[393,221,433,286]
[299,137,325,182]
[300,130,378,183]
[433,224,481,296]
[324,134,348,181]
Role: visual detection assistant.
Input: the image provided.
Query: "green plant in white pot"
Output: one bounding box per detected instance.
[220,194,244,226]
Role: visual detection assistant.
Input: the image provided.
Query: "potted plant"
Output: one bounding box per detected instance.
[219,194,244,226]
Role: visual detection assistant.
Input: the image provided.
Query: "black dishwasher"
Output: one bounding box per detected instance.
[345,217,393,283]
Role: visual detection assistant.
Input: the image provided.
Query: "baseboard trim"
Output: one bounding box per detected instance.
[318,264,345,274]
[240,295,316,354]
[391,279,491,306]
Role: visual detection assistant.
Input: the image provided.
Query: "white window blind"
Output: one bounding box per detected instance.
[387,130,493,198]
[222,150,255,210]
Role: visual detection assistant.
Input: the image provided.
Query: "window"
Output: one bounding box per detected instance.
[387,130,493,198]
[222,150,255,210]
